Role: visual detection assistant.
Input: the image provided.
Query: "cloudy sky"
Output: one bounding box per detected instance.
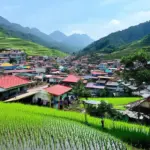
[0,0,150,39]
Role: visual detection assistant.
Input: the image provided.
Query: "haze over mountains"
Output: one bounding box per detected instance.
[49,31,94,51]
[0,16,94,53]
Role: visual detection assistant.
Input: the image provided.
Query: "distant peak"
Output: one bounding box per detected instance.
[49,30,67,42]
[50,30,66,36]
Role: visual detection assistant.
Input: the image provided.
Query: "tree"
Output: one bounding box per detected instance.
[96,88,111,97]
[63,68,70,74]
[86,101,123,120]
[72,80,91,98]
[121,50,150,86]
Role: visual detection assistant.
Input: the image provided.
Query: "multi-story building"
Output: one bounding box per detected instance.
[0,49,26,64]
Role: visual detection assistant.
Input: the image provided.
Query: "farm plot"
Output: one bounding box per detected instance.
[81,97,141,110]
[0,103,127,150]
[0,103,149,149]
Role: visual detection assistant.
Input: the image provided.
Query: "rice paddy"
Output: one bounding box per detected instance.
[0,102,128,150]
[81,97,141,110]
[0,102,149,149]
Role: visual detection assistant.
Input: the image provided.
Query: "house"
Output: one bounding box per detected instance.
[0,63,17,70]
[32,90,51,106]
[4,69,36,75]
[86,82,105,96]
[98,63,107,71]
[0,49,26,64]
[0,75,31,100]
[128,97,150,115]
[62,74,80,86]
[45,84,72,109]
[46,75,65,84]
[105,69,113,76]
[106,81,119,91]
[91,70,107,77]
[98,76,114,81]
[83,75,98,81]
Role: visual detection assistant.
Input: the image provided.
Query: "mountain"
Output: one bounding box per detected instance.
[49,31,94,52]
[0,27,67,57]
[104,34,150,59]
[0,16,70,53]
[49,31,67,42]
[82,21,150,54]
[0,16,10,25]
[0,16,93,53]
[63,34,94,51]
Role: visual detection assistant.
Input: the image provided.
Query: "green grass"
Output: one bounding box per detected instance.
[0,35,68,57]
[0,102,149,149]
[80,97,141,110]
[0,102,127,150]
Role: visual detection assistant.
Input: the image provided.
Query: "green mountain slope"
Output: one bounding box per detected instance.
[82,21,150,54]
[104,34,150,59]
[0,30,67,57]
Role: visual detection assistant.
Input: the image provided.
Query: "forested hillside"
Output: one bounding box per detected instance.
[82,21,150,54]
[104,34,150,59]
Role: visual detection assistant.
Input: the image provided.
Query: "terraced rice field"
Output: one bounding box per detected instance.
[0,36,67,57]
[0,103,127,150]
[0,103,149,149]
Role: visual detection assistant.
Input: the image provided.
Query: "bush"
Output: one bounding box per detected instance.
[87,101,123,120]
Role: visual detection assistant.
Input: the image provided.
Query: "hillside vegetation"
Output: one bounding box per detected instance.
[104,34,150,59]
[0,30,67,57]
[0,102,150,149]
[82,21,150,56]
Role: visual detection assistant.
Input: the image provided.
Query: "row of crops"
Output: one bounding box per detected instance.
[0,103,127,150]
[0,102,150,149]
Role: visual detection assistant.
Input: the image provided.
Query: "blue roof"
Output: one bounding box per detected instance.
[105,69,112,73]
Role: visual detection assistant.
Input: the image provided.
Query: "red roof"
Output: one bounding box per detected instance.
[63,75,80,83]
[0,75,30,89]
[45,84,72,96]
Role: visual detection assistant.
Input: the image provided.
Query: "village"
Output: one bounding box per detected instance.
[0,48,150,125]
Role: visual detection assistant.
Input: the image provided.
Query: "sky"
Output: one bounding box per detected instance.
[0,0,150,40]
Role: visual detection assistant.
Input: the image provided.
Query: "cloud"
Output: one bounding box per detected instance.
[64,10,150,40]
[109,19,121,25]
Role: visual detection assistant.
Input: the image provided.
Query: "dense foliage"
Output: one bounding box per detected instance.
[121,50,150,85]
[72,80,91,97]
[87,101,123,120]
